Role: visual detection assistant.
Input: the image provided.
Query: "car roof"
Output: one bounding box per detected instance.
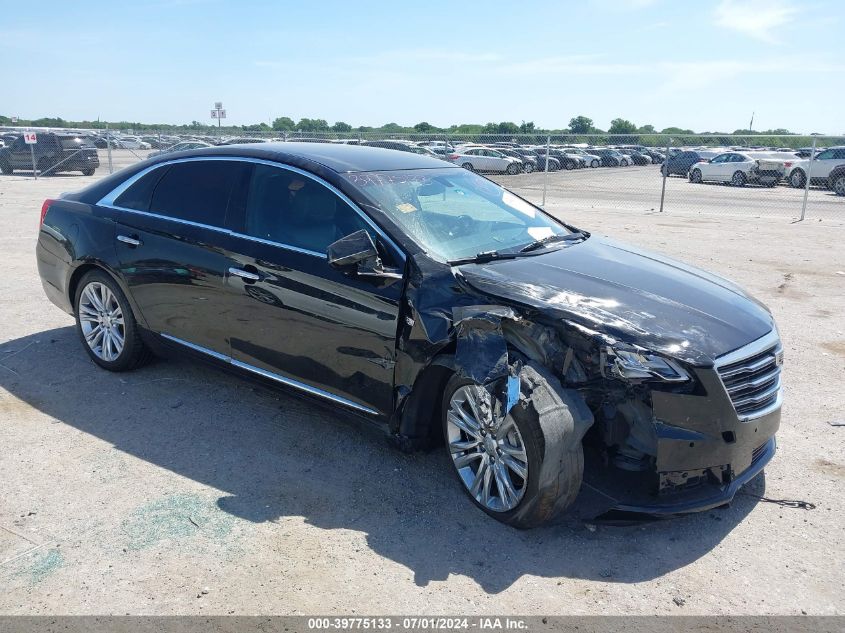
[157,141,456,173]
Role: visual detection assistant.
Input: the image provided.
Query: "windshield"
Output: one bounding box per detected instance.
[343,168,571,262]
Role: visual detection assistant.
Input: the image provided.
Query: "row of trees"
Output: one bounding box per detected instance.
[1,114,818,137]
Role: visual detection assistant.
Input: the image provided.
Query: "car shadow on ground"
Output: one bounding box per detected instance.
[1,327,765,593]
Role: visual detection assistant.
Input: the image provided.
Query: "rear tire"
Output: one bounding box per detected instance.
[461,162,474,172]
[506,162,520,175]
[831,174,845,196]
[74,270,153,372]
[789,169,806,188]
[0,161,11,175]
[590,159,599,168]
[731,171,747,187]
[523,162,535,173]
[82,168,95,176]
[563,160,575,170]
[690,168,702,183]
[442,364,585,529]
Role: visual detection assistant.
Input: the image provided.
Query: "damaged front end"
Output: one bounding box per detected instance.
[449,302,783,519]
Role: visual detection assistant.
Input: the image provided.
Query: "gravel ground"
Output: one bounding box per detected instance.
[0,155,843,615]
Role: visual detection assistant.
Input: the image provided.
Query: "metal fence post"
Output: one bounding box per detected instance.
[30,141,37,179]
[799,137,816,221]
[542,135,551,207]
[658,136,671,213]
[106,125,113,174]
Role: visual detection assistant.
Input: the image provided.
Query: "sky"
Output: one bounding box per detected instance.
[1,0,842,133]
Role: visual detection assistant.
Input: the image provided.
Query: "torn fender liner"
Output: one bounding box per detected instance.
[452,305,516,385]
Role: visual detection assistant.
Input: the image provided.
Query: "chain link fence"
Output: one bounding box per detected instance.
[2,127,843,221]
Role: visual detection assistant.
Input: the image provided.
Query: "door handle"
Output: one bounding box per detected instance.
[228,267,260,282]
[117,234,142,247]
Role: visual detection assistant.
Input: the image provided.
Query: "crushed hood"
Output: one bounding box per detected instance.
[455,235,774,366]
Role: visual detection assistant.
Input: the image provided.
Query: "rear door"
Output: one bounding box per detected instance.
[223,162,404,416]
[110,158,251,356]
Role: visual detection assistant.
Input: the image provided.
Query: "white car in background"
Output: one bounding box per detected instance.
[447,146,523,174]
[113,136,151,150]
[688,151,790,187]
[783,146,845,188]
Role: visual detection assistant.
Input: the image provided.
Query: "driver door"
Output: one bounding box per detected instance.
[223,162,404,416]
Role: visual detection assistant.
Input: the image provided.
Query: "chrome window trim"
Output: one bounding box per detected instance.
[97,155,406,264]
[160,332,379,416]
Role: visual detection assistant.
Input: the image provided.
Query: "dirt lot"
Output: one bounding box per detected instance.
[1,155,843,615]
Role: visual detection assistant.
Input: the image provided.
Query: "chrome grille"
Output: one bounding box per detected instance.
[716,331,783,420]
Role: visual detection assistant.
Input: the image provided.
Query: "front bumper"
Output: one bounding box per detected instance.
[613,435,775,515]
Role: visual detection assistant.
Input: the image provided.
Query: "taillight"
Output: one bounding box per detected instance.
[784,161,793,168]
[40,199,55,226]
[448,154,459,160]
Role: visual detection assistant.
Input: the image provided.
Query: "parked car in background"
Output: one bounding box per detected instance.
[661,150,720,177]
[636,148,665,164]
[517,148,560,171]
[534,148,578,170]
[828,164,845,196]
[784,146,845,188]
[148,141,214,158]
[448,146,522,174]
[688,152,784,187]
[361,140,414,152]
[0,133,99,175]
[497,148,535,172]
[114,136,151,150]
[618,149,650,166]
[590,149,624,167]
[216,137,268,145]
[560,148,602,168]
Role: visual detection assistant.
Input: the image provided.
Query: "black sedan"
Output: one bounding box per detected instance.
[661,150,721,177]
[36,144,783,527]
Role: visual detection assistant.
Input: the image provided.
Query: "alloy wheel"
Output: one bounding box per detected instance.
[78,281,125,361]
[833,176,845,196]
[446,385,528,512]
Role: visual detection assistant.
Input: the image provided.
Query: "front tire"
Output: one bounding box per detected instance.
[731,171,747,187]
[74,270,152,372]
[82,168,95,176]
[461,162,474,172]
[831,174,845,196]
[0,161,11,175]
[506,162,520,175]
[442,365,584,528]
[590,159,599,168]
[523,162,535,173]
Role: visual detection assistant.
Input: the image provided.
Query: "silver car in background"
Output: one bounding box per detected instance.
[447,146,523,174]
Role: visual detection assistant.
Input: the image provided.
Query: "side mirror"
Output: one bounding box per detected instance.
[326,230,403,281]
[327,229,378,269]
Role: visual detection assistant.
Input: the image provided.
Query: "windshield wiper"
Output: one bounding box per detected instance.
[448,250,519,265]
[519,231,587,253]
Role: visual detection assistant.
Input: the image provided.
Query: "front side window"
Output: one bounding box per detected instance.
[148,160,248,228]
[244,164,371,254]
[711,154,728,163]
[344,168,570,263]
[815,149,834,160]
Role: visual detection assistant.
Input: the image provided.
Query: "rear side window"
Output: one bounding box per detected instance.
[149,160,249,228]
[114,166,170,211]
[244,164,372,254]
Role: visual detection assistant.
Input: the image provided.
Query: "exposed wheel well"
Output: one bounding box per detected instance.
[68,263,127,314]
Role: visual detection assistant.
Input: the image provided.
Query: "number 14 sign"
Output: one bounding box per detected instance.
[24,132,38,144]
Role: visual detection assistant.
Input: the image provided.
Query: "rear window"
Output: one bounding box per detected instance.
[148,160,250,228]
[114,166,171,212]
[59,137,87,149]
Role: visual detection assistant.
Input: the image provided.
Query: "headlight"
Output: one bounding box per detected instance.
[604,345,690,383]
